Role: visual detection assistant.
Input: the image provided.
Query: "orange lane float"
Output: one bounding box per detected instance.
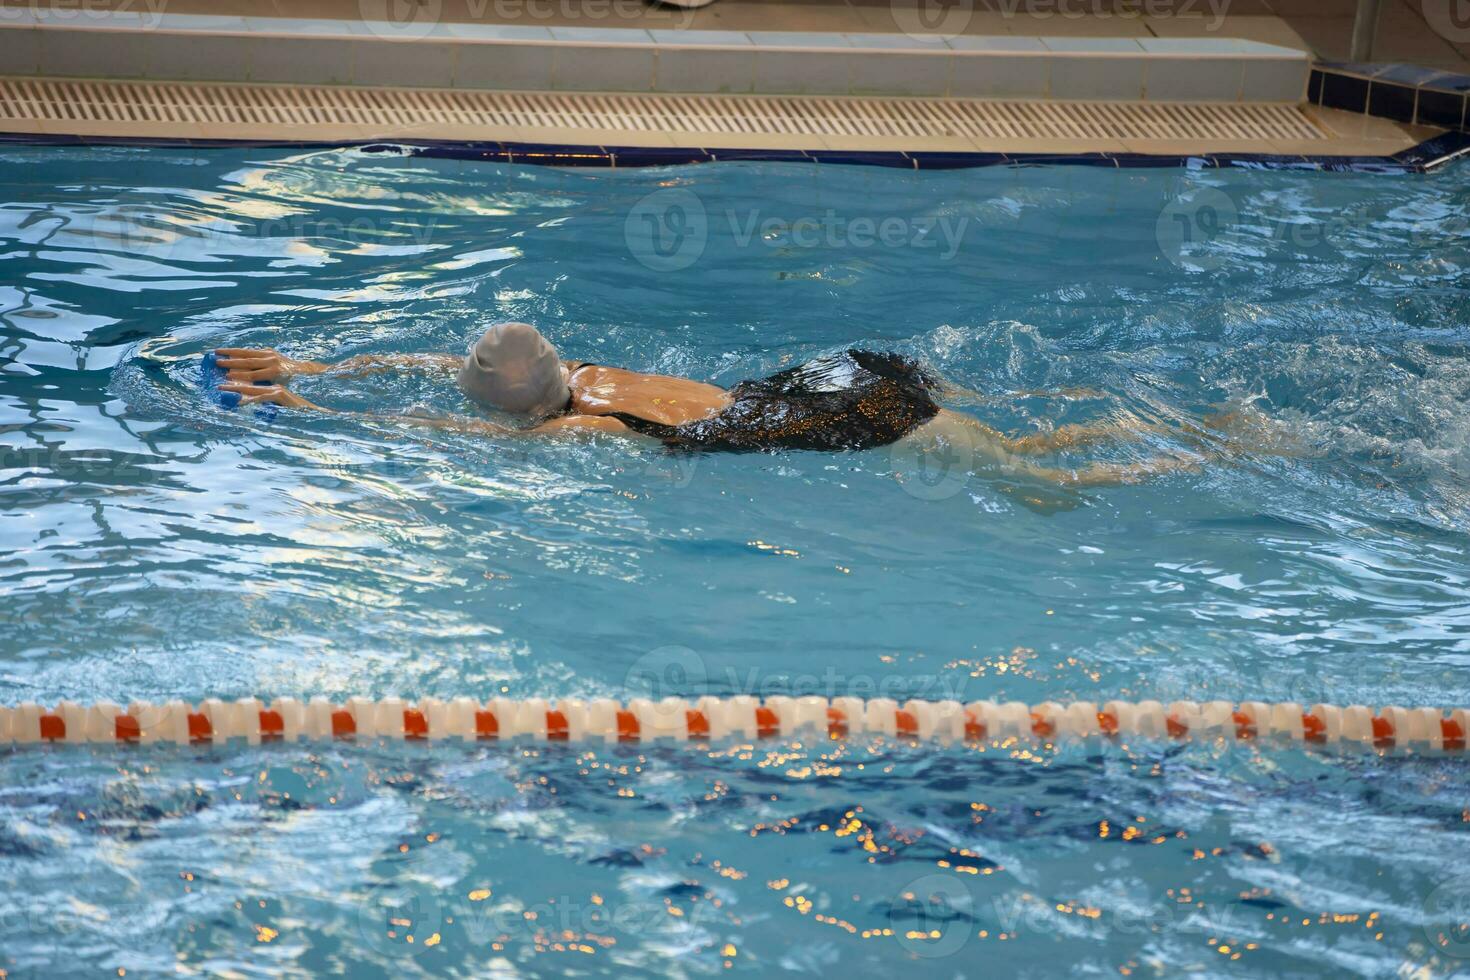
[0,697,1466,752]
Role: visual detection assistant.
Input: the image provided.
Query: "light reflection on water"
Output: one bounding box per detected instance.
[0,146,1468,975]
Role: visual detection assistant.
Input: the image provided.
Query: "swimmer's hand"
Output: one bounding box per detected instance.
[215,348,328,383]
[218,382,325,411]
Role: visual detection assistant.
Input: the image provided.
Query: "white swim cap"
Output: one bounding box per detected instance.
[457,322,570,417]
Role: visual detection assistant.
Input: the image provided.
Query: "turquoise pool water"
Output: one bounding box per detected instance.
[1,145,1468,976]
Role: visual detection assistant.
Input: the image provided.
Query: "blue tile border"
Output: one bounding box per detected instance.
[0,130,1466,174]
[1312,61,1470,133]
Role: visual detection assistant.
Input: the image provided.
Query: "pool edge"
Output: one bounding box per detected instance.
[1,129,1466,173]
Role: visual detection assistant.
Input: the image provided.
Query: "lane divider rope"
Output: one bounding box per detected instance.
[1,697,1466,750]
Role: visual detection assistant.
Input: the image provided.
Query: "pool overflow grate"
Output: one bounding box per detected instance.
[0,77,1326,144]
[3,697,1465,750]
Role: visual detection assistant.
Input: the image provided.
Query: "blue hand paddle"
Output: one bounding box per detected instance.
[200,351,279,422]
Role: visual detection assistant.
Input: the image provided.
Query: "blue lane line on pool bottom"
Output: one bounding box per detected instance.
[200,352,277,422]
[1,130,1467,174]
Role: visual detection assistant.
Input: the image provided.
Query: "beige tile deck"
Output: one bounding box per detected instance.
[1305,104,1442,144]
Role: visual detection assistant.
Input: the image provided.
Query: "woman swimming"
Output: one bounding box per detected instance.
[215,321,1196,488]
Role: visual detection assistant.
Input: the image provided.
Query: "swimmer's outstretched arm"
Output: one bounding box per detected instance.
[390,412,635,439]
[217,383,637,439]
[215,348,458,383]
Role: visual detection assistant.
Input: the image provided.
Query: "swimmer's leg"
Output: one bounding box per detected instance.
[920,408,1163,456]
[1005,418,1165,454]
[903,410,1202,488]
[939,381,1108,407]
[1043,455,1202,487]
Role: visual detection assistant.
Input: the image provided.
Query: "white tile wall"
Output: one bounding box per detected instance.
[657,48,755,94]
[1241,58,1310,101]
[35,28,146,80]
[950,54,1049,98]
[135,32,252,83]
[850,52,951,97]
[552,45,656,92]
[249,37,356,86]
[0,27,39,76]
[1048,56,1148,100]
[752,50,853,95]
[456,42,555,90]
[352,40,458,89]
[1145,57,1244,101]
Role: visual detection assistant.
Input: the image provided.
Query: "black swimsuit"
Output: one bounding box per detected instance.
[572,349,940,452]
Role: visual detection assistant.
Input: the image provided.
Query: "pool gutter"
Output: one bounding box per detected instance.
[0,75,1459,173]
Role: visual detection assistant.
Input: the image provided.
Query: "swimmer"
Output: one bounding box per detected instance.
[214,321,1200,488]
